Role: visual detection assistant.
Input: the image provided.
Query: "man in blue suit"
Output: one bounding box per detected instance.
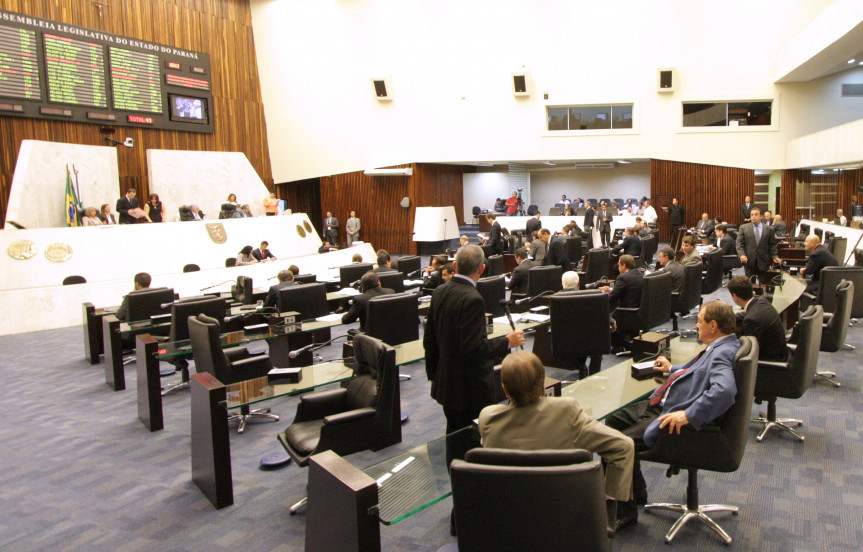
[606,300,740,529]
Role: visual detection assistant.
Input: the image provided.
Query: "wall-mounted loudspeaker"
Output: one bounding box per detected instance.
[657,68,675,93]
[371,77,392,101]
[400,197,410,208]
[512,72,530,97]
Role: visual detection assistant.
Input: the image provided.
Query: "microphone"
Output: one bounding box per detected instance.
[288,334,350,358]
[512,289,555,306]
[406,269,422,279]
[200,279,234,292]
[349,278,362,289]
[160,300,180,309]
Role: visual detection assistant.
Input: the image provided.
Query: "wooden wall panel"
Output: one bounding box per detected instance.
[650,159,754,241]
[277,177,322,235]
[839,169,863,216]
[0,0,272,227]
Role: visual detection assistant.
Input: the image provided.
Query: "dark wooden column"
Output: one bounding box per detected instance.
[191,372,233,509]
[102,315,124,391]
[82,302,103,364]
[136,334,163,432]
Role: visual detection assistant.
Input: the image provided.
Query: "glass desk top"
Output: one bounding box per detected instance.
[765,273,806,316]
[220,360,352,410]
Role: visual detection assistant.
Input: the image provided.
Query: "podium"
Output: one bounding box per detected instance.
[412,206,460,255]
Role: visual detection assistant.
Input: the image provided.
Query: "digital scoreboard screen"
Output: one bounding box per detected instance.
[0,9,213,133]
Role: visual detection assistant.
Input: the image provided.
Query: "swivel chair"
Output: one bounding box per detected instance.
[450,448,610,552]
[292,273,318,284]
[670,261,703,333]
[125,287,176,323]
[476,275,506,317]
[278,282,328,320]
[826,236,847,264]
[339,263,374,289]
[188,313,278,433]
[365,293,419,347]
[817,267,863,320]
[751,305,823,442]
[613,271,672,341]
[161,296,227,396]
[511,265,562,310]
[640,337,758,545]
[582,247,610,287]
[224,258,237,267]
[377,271,405,293]
[814,280,854,387]
[183,264,201,273]
[548,207,561,216]
[278,334,400,514]
[486,254,504,277]
[391,255,421,279]
[565,236,583,270]
[700,249,724,298]
[472,206,481,223]
[480,243,495,258]
[549,290,611,378]
[62,275,86,285]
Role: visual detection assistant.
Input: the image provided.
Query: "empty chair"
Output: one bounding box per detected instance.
[640,337,758,545]
[814,280,854,387]
[550,290,611,378]
[670,261,704,332]
[366,292,419,346]
[476,275,506,317]
[188,313,278,433]
[752,305,823,442]
[278,282,328,320]
[292,273,317,284]
[377,271,405,293]
[225,257,237,268]
[548,207,561,216]
[486,254,504,277]
[183,264,200,273]
[614,270,672,338]
[278,334,401,514]
[391,255,421,279]
[818,267,863,320]
[527,265,563,296]
[161,296,227,395]
[565,236,583,270]
[451,448,610,552]
[826,236,847,265]
[700,249,724,297]
[722,254,742,280]
[62,275,86,285]
[339,263,374,289]
[640,235,657,267]
[582,247,610,286]
[814,227,824,241]
[472,206,481,223]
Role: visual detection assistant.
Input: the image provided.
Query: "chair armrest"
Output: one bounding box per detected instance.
[224,347,250,361]
[758,360,791,372]
[296,388,349,421]
[323,407,376,425]
[786,343,797,354]
[229,355,272,379]
[822,312,834,325]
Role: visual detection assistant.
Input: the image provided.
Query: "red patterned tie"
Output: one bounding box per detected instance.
[649,350,704,406]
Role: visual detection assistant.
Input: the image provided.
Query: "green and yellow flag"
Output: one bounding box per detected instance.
[65,166,80,227]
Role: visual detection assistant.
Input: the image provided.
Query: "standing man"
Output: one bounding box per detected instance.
[323,211,339,246]
[669,198,684,237]
[799,235,839,294]
[727,276,788,361]
[736,207,781,283]
[116,188,139,224]
[599,201,613,247]
[486,213,504,254]
[424,244,524,471]
[642,200,658,227]
[507,247,537,295]
[583,200,596,248]
[530,228,550,262]
[740,195,753,224]
[505,192,518,216]
[346,210,361,245]
[526,211,541,237]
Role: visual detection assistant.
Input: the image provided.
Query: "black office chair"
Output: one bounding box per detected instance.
[527,265,563,296]
[339,263,374,289]
[722,254,742,281]
[613,271,672,342]
[814,227,824,242]
[582,247,610,286]
[450,448,610,552]
[391,255,421,279]
[700,249,724,298]
[640,337,758,545]
[813,280,854,387]
[477,275,506,317]
[639,235,657,268]
[278,282,328,321]
[278,334,401,514]
[365,293,419,347]
[472,206,482,223]
[178,205,192,221]
[817,267,863,320]
[752,305,823,442]
[480,243,495,258]
[62,275,86,285]
[548,207,561,216]
[126,287,176,323]
[225,258,237,267]
[670,261,704,332]
[292,273,318,284]
[183,264,201,273]
[826,236,847,264]
[188,313,278,433]
[377,272,405,293]
[565,236,583,270]
[486,254,503,277]
[160,296,228,395]
[549,290,611,378]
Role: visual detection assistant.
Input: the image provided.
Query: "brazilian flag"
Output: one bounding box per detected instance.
[65,166,80,227]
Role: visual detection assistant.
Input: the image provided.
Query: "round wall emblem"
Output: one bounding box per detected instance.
[7,239,37,260]
[296,225,306,238]
[45,242,73,262]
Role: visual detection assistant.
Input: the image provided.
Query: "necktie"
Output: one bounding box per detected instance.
[649,350,704,406]
[755,224,761,242]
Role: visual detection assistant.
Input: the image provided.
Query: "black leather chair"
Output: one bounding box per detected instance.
[365,293,419,346]
[225,257,237,267]
[339,263,374,288]
[814,280,854,387]
[826,236,847,264]
[486,254,503,277]
[377,271,405,293]
[292,273,317,284]
[480,243,495,258]
[549,290,611,378]
[582,247,610,286]
[188,313,278,433]
[278,282,328,320]
[450,448,610,552]
[818,267,863,320]
[391,255,421,279]
[278,334,401,514]
[814,227,824,241]
[752,305,823,442]
[182,264,200,273]
[178,205,192,221]
[126,287,176,323]
[613,271,672,339]
[670,261,703,332]
[639,235,657,268]
[218,203,237,219]
[722,254,742,280]
[161,296,227,395]
[472,206,482,223]
[565,236,583,270]
[477,275,506,317]
[511,266,562,310]
[700,249,724,297]
[62,275,86,285]
[640,337,758,545]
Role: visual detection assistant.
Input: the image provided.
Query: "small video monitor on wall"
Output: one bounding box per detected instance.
[169,95,208,124]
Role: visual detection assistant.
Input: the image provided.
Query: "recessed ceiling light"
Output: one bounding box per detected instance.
[617,160,631,164]
[859,61,863,66]
[849,59,856,64]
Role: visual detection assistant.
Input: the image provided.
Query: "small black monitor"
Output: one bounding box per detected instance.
[168,94,208,124]
[340,263,373,288]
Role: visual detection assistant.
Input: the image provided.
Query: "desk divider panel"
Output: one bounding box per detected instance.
[136,334,164,432]
[102,315,124,391]
[191,373,233,509]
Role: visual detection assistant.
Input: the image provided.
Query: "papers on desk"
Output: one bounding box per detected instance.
[418,295,432,303]
[404,279,424,286]
[494,315,518,324]
[334,288,360,296]
[522,313,550,322]
[316,313,343,322]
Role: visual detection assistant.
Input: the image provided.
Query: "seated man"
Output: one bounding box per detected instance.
[679,235,701,265]
[115,272,152,322]
[441,262,455,283]
[635,217,651,238]
[507,247,537,295]
[252,241,276,262]
[713,224,735,255]
[479,351,635,519]
[656,246,684,294]
[772,214,787,236]
[613,227,642,258]
[423,255,447,291]
[264,270,296,309]
[318,241,337,253]
[529,230,549,263]
[599,255,643,352]
[373,252,397,274]
[800,235,839,294]
[727,276,788,361]
[606,301,740,526]
[341,272,395,331]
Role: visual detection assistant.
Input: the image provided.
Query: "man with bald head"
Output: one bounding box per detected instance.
[800,235,838,294]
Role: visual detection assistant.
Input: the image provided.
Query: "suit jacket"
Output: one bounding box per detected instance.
[324,216,339,242]
[265,281,296,308]
[644,334,739,446]
[804,245,839,282]
[346,216,361,236]
[598,209,613,232]
[341,286,394,331]
[773,220,788,236]
[542,236,569,271]
[735,222,778,272]
[697,220,716,240]
[423,270,444,291]
[680,250,702,266]
[740,203,753,223]
[529,238,547,262]
[609,268,643,309]
[489,221,504,254]
[669,204,684,226]
[525,216,541,237]
[479,397,635,501]
[116,196,139,224]
[507,259,538,294]
[615,234,641,257]
[737,296,788,362]
[252,248,275,262]
[98,213,117,225]
[660,260,685,293]
[583,207,596,228]
[716,235,735,256]
[424,277,510,414]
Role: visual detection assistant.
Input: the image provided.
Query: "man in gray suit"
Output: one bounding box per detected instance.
[323,211,339,245]
[656,246,684,293]
[735,207,780,283]
[345,210,361,245]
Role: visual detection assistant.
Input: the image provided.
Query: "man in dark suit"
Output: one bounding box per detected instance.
[341,271,394,331]
[373,252,397,274]
[613,227,642,258]
[486,214,504,254]
[772,214,787,236]
[424,244,524,470]
[600,254,644,351]
[606,301,741,526]
[116,188,139,224]
[713,224,735,255]
[727,276,788,362]
[252,241,276,262]
[525,212,541,237]
[735,207,780,283]
[598,201,613,247]
[507,247,536,295]
[264,270,296,309]
[800,235,839,294]
[740,196,753,224]
[423,255,447,291]
[583,200,596,248]
[669,198,684,236]
[115,272,151,322]
[657,246,684,293]
[542,231,569,271]
[694,213,715,241]
[323,211,339,245]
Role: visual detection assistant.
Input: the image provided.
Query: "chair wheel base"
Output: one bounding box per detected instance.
[751,416,804,442]
[815,372,841,387]
[645,502,737,545]
[230,409,279,434]
[289,496,308,515]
